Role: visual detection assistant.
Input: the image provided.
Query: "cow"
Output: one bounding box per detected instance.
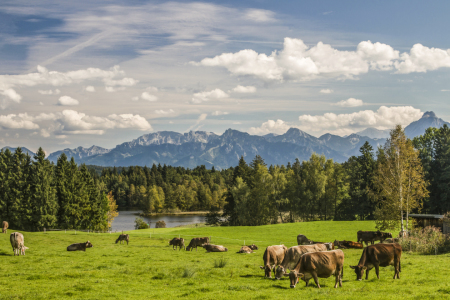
[169,237,185,250]
[10,232,28,256]
[334,240,364,249]
[275,244,328,279]
[202,244,228,252]
[248,244,258,250]
[289,249,345,289]
[67,241,93,251]
[186,237,210,251]
[259,245,288,278]
[350,243,401,280]
[313,242,334,250]
[238,246,254,253]
[2,221,8,234]
[357,231,392,245]
[297,234,313,245]
[116,234,129,245]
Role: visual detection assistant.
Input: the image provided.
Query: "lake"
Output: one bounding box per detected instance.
[111,210,205,231]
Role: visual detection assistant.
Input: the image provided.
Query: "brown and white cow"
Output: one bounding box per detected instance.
[275,244,328,279]
[169,237,185,250]
[289,249,344,289]
[186,237,209,251]
[357,231,392,246]
[259,245,288,278]
[350,243,401,280]
[2,221,8,234]
[313,242,334,250]
[116,234,129,245]
[67,241,93,251]
[10,232,28,256]
[238,246,254,253]
[334,240,364,249]
[297,234,313,245]
[202,244,228,252]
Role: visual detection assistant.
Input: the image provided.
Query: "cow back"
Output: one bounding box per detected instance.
[295,249,345,276]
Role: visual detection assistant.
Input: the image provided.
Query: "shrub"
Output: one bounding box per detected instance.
[182,267,196,278]
[155,220,166,228]
[214,258,228,268]
[399,226,450,254]
[134,217,149,230]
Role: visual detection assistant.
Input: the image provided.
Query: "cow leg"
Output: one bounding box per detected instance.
[394,259,400,279]
[375,264,380,279]
[365,268,370,280]
[334,273,339,288]
[312,272,320,289]
[305,279,309,287]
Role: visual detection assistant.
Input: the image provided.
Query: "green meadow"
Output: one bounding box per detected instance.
[1,221,449,299]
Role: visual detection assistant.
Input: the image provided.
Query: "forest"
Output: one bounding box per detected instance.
[1,125,449,231]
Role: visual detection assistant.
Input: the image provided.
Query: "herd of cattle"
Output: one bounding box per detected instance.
[3,219,402,289]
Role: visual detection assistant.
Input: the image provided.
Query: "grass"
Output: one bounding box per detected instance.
[214,257,228,268]
[0,221,448,299]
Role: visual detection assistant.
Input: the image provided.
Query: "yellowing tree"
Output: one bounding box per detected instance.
[106,191,119,228]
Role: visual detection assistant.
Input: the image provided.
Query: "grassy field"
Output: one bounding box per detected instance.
[1,221,449,299]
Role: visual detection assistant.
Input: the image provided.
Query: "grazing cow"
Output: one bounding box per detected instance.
[202,244,228,252]
[10,232,28,256]
[275,244,328,279]
[334,240,364,249]
[350,243,401,280]
[357,231,392,245]
[297,234,313,245]
[169,237,185,250]
[67,241,93,251]
[116,234,129,245]
[2,221,8,234]
[289,250,345,289]
[259,245,288,278]
[186,237,210,251]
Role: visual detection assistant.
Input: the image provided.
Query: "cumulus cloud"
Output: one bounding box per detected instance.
[155,109,175,114]
[297,106,422,136]
[192,89,229,103]
[40,129,50,137]
[333,98,364,107]
[105,86,126,92]
[57,96,79,106]
[38,89,61,95]
[0,113,39,129]
[0,88,22,103]
[103,77,138,87]
[85,86,95,92]
[211,111,229,116]
[231,85,257,93]
[320,89,333,94]
[141,92,158,101]
[395,44,450,74]
[249,119,290,135]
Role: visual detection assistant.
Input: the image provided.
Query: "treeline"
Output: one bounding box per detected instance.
[0,148,113,231]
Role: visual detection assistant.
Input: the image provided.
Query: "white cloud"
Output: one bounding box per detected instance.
[85,86,95,92]
[103,77,138,87]
[333,98,364,107]
[211,111,229,116]
[105,86,126,92]
[40,129,50,137]
[131,96,139,101]
[187,113,207,131]
[356,40,399,71]
[395,44,450,74]
[244,9,275,22]
[155,109,175,115]
[192,89,229,103]
[249,119,290,135]
[57,96,79,106]
[320,89,333,94]
[38,89,61,95]
[141,92,158,101]
[297,106,422,136]
[0,113,39,130]
[231,85,257,93]
[147,86,158,92]
[0,88,22,103]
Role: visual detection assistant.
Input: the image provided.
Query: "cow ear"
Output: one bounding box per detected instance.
[362,266,367,270]
[350,266,356,269]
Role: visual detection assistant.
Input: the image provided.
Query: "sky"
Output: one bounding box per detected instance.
[1,0,450,153]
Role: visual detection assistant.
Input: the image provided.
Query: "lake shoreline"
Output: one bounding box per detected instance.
[139,211,218,217]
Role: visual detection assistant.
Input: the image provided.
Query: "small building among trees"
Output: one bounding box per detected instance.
[409,214,449,234]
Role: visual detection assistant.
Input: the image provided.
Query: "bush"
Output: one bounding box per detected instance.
[134,217,149,230]
[399,226,450,254]
[214,258,228,268]
[155,220,166,228]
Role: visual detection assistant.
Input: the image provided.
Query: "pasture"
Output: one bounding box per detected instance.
[0,221,449,299]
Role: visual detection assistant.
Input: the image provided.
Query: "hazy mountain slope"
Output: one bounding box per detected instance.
[404,111,450,138]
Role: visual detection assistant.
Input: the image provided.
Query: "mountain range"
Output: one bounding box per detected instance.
[3,111,449,169]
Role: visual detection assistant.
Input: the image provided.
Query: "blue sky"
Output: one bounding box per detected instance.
[1,0,450,152]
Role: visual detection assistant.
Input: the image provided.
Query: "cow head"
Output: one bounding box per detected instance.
[350,265,367,281]
[85,241,93,248]
[260,265,272,278]
[275,265,286,280]
[249,244,259,250]
[289,271,298,288]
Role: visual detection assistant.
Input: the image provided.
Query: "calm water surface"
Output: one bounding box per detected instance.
[111,210,205,231]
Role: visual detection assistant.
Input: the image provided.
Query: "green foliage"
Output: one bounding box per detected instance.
[182,267,196,278]
[214,258,228,268]
[135,217,149,229]
[205,206,222,226]
[399,226,450,254]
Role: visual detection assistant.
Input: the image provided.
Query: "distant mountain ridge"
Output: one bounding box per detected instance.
[404,111,450,138]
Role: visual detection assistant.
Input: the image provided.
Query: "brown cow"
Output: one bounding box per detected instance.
[116,234,129,245]
[248,244,258,250]
[350,243,401,280]
[2,221,8,234]
[169,237,185,250]
[10,232,28,256]
[312,242,334,250]
[238,246,254,253]
[275,244,328,279]
[357,231,392,245]
[259,245,288,278]
[67,241,93,251]
[202,244,228,252]
[289,250,344,289]
[186,237,209,251]
[334,240,363,249]
[297,234,313,245]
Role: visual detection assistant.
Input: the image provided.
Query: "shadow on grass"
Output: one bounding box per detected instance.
[272,284,289,290]
[239,274,260,278]
[0,250,11,256]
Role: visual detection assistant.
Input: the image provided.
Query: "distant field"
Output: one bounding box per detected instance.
[0,221,449,299]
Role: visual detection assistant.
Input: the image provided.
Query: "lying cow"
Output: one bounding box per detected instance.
[238,244,259,253]
[260,245,288,278]
[2,221,8,234]
[275,244,328,279]
[203,244,228,252]
[357,230,392,245]
[350,243,401,280]
[312,242,334,250]
[289,249,345,289]
[186,237,209,251]
[67,241,93,251]
[116,234,129,245]
[334,240,363,249]
[169,237,185,250]
[10,232,28,256]
[297,234,313,245]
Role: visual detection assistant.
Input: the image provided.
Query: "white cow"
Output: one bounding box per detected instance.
[10,232,28,256]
